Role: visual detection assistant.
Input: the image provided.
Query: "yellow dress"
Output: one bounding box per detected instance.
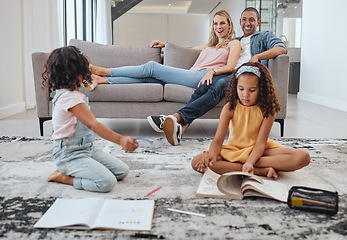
[220,103,284,163]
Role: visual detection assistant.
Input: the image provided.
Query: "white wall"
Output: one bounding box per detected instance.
[0,0,25,118]
[0,0,62,119]
[298,0,347,112]
[218,0,246,37]
[113,13,209,47]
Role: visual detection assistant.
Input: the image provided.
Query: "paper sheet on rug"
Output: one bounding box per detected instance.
[34,198,155,231]
[196,168,288,202]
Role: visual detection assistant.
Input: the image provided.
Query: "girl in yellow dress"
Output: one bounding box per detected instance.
[192,62,310,180]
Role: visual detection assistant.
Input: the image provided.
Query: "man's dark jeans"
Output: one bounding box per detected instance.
[177,73,232,126]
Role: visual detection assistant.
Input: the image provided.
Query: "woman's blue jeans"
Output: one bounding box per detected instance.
[177,73,232,126]
[106,61,208,89]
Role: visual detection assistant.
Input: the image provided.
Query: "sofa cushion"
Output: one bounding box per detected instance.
[80,83,164,102]
[163,84,195,103]
[163,84,225,107]
[69,39,162,68]
[163,42,201,69]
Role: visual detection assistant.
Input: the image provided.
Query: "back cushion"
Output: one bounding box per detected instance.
[69,39,162,68]
[163,42,201,70]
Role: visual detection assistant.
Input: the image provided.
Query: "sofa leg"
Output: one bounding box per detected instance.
[39,117,52,136]
[275,119,284,137]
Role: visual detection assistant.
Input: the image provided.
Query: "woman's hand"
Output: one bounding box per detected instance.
[197,70,215,88]
[150,40,165,48]
[242,162,254,174]
[120,136,139,152]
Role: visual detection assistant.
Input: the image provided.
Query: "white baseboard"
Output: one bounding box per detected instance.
[0,102,26,119]
[298,92,347,112]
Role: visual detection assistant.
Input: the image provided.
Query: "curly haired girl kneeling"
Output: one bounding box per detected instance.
[43,46,139,192]
[192,62,310,180]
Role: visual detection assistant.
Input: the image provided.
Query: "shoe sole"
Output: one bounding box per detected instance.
[147,116,164,133]
[163,117,178,146]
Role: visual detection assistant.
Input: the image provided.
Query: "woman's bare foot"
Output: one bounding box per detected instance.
[47,170,74,186]
[90,65,111,76]
[91,74,109,84]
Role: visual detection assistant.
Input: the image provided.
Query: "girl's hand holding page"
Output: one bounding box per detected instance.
[242,162,254,174]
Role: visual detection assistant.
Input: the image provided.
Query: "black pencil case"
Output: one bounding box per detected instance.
[287,186,338,215]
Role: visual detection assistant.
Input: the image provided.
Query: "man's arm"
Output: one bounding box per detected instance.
[250,46,286,62]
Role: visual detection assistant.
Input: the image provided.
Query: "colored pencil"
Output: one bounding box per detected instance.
[144,186,162,197]
[166,208,206,217]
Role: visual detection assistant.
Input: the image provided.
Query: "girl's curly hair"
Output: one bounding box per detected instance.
[225,62,280,118]
[42,46,92,93]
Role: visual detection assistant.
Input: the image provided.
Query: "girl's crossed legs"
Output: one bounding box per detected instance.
[192,147,310,180]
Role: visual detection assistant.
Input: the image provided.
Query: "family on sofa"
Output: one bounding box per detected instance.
[41,8,310,193]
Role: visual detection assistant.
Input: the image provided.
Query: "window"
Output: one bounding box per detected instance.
[61,0,97,46]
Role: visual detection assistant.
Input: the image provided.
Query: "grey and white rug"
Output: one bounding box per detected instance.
[0,136,346,239]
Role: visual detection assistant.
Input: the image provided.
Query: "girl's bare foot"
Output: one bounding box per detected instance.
[266,167,278,180]
[254,167,278,180]
[47,170,74,186]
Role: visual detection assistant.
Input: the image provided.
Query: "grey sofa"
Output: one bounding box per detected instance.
[32,39,289,136]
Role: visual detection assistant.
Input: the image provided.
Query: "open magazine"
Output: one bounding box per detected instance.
[196,168,288,202]
[34,198,155,231]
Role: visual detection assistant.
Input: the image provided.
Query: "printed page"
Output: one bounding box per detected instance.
[242,178,288,202]
[94,199,155,231]
[34,198,104,229]
[196,168,227,198]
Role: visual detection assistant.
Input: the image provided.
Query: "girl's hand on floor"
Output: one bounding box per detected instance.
[120,136,139,152]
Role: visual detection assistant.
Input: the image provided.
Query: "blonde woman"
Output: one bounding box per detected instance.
[90,10,241,90]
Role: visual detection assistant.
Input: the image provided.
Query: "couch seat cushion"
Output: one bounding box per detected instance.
[163,84,195,103]
[80,83,164,102]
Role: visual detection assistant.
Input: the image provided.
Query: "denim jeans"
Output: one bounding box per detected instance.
[106,61,208,89]
[52,90,129,193]
[177,73,232,125]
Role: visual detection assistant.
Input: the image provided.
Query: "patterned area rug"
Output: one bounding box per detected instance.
[0,136,346,239]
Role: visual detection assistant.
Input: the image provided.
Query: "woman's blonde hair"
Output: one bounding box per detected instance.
[207,10,235,49]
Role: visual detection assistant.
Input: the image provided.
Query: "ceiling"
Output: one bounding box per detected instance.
[128,0,222,14]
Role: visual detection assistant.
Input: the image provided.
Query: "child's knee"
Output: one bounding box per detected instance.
[296,150,310,168]
[191,154,202,171]
[97,176,117,193]
[117,164,130,181]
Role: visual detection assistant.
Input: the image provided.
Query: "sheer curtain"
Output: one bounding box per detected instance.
[22,0,62,109]
[23,0,111,109]
[96,0,112,45]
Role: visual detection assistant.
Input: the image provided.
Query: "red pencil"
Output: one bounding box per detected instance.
[144,186,162,197]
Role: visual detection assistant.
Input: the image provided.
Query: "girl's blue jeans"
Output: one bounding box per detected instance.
[53,135,129,193]
[106,61,208,89]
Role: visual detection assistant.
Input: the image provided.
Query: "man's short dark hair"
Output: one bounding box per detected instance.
[241,7,260,20]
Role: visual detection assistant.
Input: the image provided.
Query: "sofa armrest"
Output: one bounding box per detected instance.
[268,54,289,119]
[32,52,51,118]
